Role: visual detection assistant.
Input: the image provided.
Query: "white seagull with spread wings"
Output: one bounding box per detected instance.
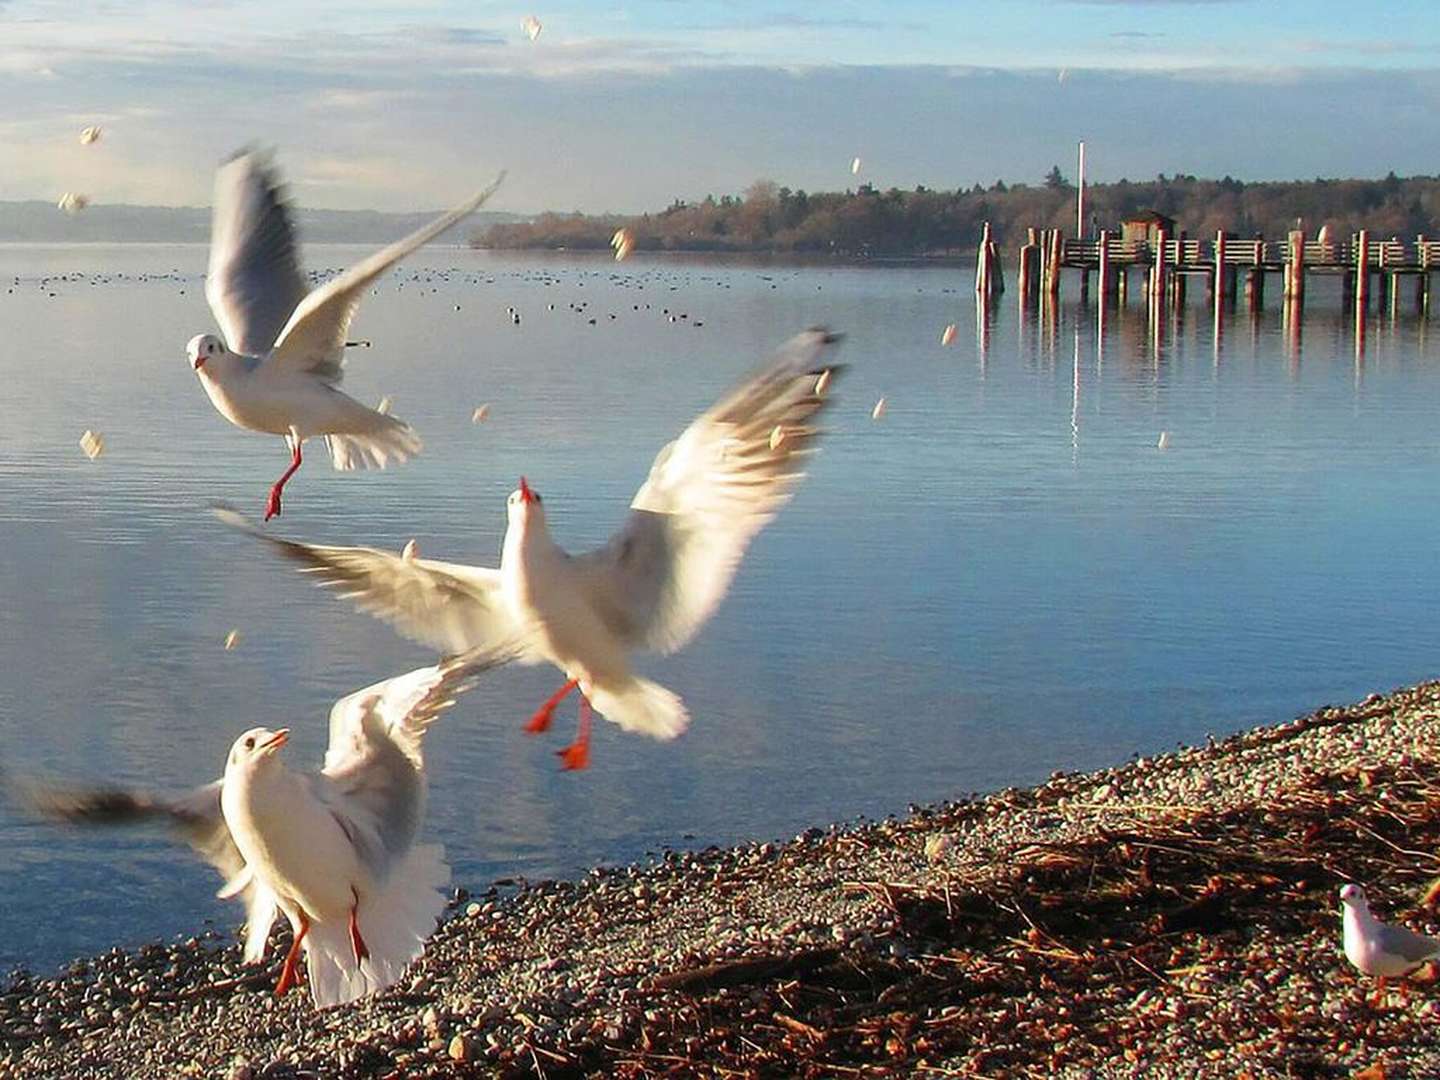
[187,150,504,520]
[20,654,504,1008]
[217,328,844,769]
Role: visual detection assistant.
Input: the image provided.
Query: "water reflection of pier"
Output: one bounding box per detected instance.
[982,270,1428,400]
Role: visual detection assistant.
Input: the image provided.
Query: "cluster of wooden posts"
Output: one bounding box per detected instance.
[976,225,1439,329]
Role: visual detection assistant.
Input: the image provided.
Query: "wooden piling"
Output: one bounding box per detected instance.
[1018,228,1039,307]
[1151,229,1168,317]
[1284,230,1305,306]
[1046,229,1063,298]
[1097,231,1112,308]
[1355,230,1370,315]
[1379,238,1394,317]
[1213,231,1227,322]
[1245,267,1264,310]
[1245,242,1264,310]
[975,221,993,300]
[1418,234,1431,314]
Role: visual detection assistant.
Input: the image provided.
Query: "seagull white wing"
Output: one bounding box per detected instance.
[212,506,519,657]
[205,151,310,358]
[574,328,843,653]
[317,652,506,875]
[267,172,506,381]
[1376,922,1440,965]
[16,777,279,961]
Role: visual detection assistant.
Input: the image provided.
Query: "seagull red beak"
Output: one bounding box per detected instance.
[261,729,289,753]
[518,476,537,505]
[192,355,206,371]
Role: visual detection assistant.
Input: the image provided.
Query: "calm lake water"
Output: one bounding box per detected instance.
[2,244,1439,976]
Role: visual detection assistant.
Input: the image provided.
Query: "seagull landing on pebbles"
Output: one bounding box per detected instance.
[216,328,844,769]
[1340,883,1440,995]
[17,653,505,1007]
[187,150,504,521]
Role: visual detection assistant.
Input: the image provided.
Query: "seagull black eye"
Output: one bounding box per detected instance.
[244,736,255,750]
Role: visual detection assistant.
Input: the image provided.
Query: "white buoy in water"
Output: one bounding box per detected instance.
[941,324,958,346]
[472,403,491,424]
[1157,431,1171,450]
[79,429,105,459]
[223,629,241,651]
[872,397,887,420]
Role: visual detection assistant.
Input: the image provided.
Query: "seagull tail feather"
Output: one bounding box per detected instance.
[587,676,690,741]
[324,415,422,471]
[302,843,450,1008]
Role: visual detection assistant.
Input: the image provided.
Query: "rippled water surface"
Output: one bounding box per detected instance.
[2,243,1439,974]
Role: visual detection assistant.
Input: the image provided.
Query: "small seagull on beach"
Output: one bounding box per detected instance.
[18,654,504,1007]
[79,125,102,146]
[1340,883,1440,988]
[215,328,843,769]
[187,150,504,521]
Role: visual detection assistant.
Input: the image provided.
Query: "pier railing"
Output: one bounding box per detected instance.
[1057,236,1440,273]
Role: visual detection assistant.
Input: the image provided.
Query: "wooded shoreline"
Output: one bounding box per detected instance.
[476,173,1440,260]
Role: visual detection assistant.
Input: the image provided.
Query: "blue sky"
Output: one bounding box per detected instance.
[2,0,1438,213]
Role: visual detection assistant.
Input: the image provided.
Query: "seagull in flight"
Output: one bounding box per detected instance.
[216,328,843,769]
[18,653,505,1007]
[188,150,504,520]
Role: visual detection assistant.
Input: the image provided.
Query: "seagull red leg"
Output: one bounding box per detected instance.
[348,890,370,964]
[556,695,593,771]
[525,678,578,734]
[274,910,310,997]
[265,441,304,522]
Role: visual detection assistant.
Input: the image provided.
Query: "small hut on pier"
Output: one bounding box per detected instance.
[1121,210,1176,246]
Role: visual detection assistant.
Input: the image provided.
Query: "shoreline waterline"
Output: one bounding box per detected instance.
[5,679,1440,1077]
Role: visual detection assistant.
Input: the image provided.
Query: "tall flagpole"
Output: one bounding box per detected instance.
[1077,140,1086,237]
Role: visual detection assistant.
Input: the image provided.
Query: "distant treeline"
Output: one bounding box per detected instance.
[476,172,1440,257]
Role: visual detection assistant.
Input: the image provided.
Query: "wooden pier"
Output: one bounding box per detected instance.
[972,226,1439,319]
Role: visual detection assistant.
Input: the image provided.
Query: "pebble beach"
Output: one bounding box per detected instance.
[5,681,1440,1079]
